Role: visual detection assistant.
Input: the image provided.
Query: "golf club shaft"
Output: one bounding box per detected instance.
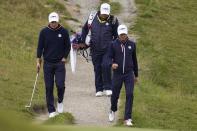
[28,73,39,107]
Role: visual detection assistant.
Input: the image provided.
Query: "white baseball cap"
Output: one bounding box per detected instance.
[117,24,128,35]
[100,3,110,15]
[48,12,59,23]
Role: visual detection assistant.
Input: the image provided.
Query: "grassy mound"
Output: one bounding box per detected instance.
[44,113,75,125]
[119,0,197,130]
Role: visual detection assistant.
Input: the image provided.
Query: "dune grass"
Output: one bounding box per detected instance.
[118,0,197,131]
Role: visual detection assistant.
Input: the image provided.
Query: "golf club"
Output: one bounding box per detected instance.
[25,73,39,108]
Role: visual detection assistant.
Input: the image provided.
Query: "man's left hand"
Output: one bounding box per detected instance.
[61,58,67,63]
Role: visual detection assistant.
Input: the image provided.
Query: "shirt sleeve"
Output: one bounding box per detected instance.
[132,43,138,77]
[37,29,44,58]
[64,30,71,58]
[108,42,115,66]
[112,17,119,40]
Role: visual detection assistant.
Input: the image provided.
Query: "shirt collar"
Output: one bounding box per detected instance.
[47,24,61,31]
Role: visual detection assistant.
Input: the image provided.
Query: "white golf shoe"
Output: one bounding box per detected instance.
[57,102,64,113]
[105,90,112,96]
[109,110,115,122]
[49,112,58,118]
[95,91,103,97]
[124,119,133,127]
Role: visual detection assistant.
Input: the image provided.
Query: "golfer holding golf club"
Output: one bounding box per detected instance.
[37,12,71,118]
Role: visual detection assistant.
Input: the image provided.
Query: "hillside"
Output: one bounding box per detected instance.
[129,0,197,130]
[0,0,71,119]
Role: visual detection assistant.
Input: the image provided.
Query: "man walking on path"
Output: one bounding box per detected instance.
[108,25,138,126]
[81,3,119,97]
[36,12,71,118]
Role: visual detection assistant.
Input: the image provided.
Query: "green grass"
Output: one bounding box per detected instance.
[44,113,75,125]
[0,110,171,131]
[0,0,72,121]
[110,2,122,14]
[45,126,171,131]
[118,0,197,131]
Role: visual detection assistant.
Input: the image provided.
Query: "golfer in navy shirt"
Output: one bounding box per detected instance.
[108,24,138,126]
[37,12,71,118]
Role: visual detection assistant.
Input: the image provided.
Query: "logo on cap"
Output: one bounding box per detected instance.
[120,27,126,30]
[51,16,56,18]
[103,7,109,10]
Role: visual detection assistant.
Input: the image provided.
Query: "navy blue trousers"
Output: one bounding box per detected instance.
[91,52,112,92]
[43,61,65,113]
[111,71,134,120]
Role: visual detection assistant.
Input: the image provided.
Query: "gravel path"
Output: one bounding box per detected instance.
[63,0,113,126]
[37,0,137,126]
[65,56,114,126]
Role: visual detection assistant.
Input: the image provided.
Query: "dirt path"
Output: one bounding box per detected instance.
[62,0,113,126]
[37,0,137,126]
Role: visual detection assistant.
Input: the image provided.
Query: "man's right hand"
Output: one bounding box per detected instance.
[79,43,87,49]
[112,63,118,69]
[72,43,87,50]
[36,58,42,73]
[72,43,80,50]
